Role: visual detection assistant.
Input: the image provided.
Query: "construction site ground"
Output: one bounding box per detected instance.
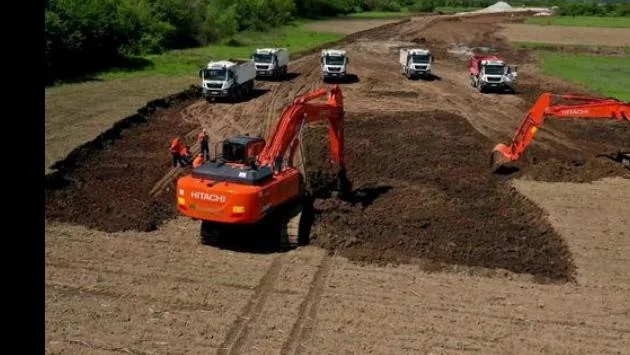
[45,13,630,354]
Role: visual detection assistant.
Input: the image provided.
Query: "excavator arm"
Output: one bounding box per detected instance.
[258,85,345,171]
[491,93,630,172]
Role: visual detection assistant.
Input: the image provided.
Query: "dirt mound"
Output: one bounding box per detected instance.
[45,95,198,232]
[303,111,584,281]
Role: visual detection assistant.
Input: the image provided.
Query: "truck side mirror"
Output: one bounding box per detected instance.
[198,69,203,78]
[514,65,519,72]
[346,58,350,64]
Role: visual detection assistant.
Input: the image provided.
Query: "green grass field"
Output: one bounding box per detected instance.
[525,16,630,28]
[540,53,630,100]
[514,41,630,55]
[96,22,343,81]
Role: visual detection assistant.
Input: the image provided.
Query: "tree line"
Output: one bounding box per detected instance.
[45,0,629,84]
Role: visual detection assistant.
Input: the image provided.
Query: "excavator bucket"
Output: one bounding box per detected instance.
[337,168,353,196]
[329,168,353,199]
[490,143,517,174]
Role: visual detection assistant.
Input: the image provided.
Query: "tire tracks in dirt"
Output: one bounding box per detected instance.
[217,255,286,355]
[280,253,334,355]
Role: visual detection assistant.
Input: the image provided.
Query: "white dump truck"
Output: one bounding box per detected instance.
[199,59,256,101]
[399,48,434,78]
[253,48,289,79]
[320,49,349,82]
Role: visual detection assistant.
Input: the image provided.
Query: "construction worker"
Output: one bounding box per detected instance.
[197,128,210,160]
[169,137,184,167]
[179,145,193,166]
[192,153,205,168]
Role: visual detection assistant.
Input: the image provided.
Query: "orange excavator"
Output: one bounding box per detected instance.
[176,85,351,248]
[491,93,630,172]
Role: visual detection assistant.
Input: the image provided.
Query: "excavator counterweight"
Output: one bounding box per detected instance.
[176,85,349,248]
[491,93,630,173]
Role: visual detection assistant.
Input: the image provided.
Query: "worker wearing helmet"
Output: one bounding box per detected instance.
[192,153,205,168]
[169,137,184,167]
[197,128,210,160]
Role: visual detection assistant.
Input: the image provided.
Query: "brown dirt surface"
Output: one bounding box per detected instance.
[45,96,197,233]
[46,12,630,355]
[45,11,629,267]
[499,23,630,47]
[45,76,196,174]
[303,110,576,281]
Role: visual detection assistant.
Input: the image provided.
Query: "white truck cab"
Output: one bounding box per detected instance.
[253,48,289,79]
[400,48,434,78]
[480,59,518,85]
[320,49,349,82]
[199,59,256,101]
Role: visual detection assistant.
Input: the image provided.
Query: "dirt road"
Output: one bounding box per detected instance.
[46,12,630,354]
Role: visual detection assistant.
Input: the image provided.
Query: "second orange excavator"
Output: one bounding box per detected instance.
[175,85,351,248]
[491,93,630,173]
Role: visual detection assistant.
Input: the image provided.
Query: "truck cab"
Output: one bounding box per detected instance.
[199,61,230,94]
[480,59,517,83]
[400,48,434,78]
[469,56,518,92]
[253,48,289,78]
[320,49,348,82]
[199,59,256,100]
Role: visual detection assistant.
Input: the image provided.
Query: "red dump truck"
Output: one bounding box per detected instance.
[468,55,518,93]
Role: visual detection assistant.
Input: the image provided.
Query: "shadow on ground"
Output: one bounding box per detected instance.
[205,88,271,104]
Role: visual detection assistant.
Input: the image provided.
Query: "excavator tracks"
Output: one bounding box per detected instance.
[280,204,303,250]
[198,195,313,251]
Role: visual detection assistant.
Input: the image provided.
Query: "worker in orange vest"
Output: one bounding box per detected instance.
[197,128,210,160]
[192,153,205,168]
[169,137,184,167]
[179,145,192,166]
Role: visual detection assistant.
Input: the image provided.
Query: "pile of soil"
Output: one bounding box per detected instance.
[302,110,627,282]
[45,102,196,232]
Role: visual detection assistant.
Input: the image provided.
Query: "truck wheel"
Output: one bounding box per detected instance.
[232,87,240,102]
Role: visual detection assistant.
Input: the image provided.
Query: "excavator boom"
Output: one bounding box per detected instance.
[491,93,630,172]
[258,85,344,169]
[176,85,347,229]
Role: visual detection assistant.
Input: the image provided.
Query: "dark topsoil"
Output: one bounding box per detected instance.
[45,102,196,233]
[44,13,628,281]
[303,111,628,282]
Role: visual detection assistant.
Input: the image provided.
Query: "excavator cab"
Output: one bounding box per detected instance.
[217,135,265,166]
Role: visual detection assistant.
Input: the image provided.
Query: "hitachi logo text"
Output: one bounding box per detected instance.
[558,109,588,116]
[190,191,226,203]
